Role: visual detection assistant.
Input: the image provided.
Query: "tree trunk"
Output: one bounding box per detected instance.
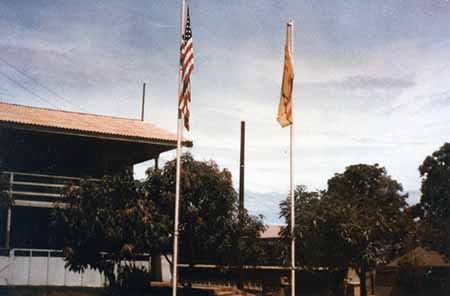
[358,266,367,296]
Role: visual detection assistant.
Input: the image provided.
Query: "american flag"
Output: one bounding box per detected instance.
[179,6,194,131]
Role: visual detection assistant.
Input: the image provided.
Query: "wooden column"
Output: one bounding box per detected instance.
[5,172,13,249]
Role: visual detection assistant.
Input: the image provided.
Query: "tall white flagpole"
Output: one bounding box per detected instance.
[288,20,296,296]
[172,1,186,296]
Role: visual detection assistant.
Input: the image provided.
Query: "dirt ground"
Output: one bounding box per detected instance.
[0,286,214,296]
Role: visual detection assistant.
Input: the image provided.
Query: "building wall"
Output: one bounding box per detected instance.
[1,128,106,177]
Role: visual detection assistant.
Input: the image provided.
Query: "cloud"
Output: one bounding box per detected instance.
[302,75,415,92]
[333,75,414,90]
[2,1,450,221]
[245,191,285,224]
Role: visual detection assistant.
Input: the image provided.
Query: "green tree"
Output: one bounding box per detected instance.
[146,153,265,287]
[280,186,349,296]
[228,210,265,289]
[418,143,450,259]
[325,164,409,296]
[53,171,170,293]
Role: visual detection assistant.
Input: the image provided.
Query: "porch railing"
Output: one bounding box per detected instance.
[0,248,106,287]
[1,171,87,207]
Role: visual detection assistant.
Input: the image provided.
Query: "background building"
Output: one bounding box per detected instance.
[0,101,190,286]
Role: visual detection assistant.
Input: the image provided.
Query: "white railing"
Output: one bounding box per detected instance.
[2,171,85,208]
[0,248,106,287]
[0,249,171,287]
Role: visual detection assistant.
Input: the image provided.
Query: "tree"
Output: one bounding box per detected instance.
[228,210,265,289]
[145,153,265,287]
[54,153,265,293]
[280,186,350,296]
[325,164,409,296]
[418,143,450,259]
[52,171,171,293]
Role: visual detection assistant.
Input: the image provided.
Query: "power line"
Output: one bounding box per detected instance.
[0,70,59,108]
[0,70,96,130]
[0,56,86,111]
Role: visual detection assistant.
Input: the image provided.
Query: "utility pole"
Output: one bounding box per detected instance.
[239,121,245,218]
[141,82,146,121]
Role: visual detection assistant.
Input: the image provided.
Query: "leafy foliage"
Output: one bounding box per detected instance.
[326,164,408,267]
[145,153,265,267]
[326,164,409,296]
[418,143,450,259]
[52,170,170,289]
[227,211,266,267]
[53,153,265,292]
[280,165,410,296]
[280,186,349,296]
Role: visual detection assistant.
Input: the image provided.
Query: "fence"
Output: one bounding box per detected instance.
[3,171,84,208]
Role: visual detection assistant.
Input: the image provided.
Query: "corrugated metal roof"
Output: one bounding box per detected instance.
[0,102,192,146]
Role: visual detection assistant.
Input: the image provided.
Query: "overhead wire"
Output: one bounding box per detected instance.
[0,69,100,129]
[0,56,87,112]
[0,70,59,108]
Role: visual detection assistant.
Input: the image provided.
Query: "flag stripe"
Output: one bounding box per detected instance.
[178,6,194,131]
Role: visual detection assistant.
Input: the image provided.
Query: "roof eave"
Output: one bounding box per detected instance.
[0,121,193,148]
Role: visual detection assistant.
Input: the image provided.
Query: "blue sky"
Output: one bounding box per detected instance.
[1,1,450,223]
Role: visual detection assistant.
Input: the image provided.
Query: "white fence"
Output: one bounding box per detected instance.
[0,249,172,287]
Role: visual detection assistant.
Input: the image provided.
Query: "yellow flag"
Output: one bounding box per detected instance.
[277,22,294,127]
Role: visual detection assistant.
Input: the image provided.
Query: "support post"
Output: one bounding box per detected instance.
[5,172,13,249]
[5,207,11,249]
[155,154,160,170]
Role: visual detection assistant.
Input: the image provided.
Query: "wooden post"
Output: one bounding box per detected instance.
[237,121,246,289]
[141,82,146,121]
[371,272,375,295]
[5,172,13,249]
[239,121,245,218]
[5,207,11,248]
[155,154,159,170]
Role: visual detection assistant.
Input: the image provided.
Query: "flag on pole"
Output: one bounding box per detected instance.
[179,6,194,131]
[277,22,294,127]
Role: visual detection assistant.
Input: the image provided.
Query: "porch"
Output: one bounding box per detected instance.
[1,171,84,250]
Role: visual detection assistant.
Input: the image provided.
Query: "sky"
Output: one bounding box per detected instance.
[1,0,450,223]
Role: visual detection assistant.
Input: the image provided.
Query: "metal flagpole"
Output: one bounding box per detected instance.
[172,1,187,296]
[288,20,296,296]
